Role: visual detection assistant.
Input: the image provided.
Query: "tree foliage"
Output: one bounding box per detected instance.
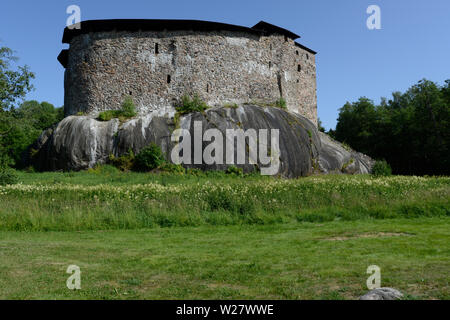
[334,79,450,175]
[0,101,63,167]
[0,46,35,111]
[317,118,326,132]
[0,44,63,168]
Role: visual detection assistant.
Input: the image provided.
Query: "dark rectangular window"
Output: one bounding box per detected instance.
[167,75,171,84]
[155,43,159,54]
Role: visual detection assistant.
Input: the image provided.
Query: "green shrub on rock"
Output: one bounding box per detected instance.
[120,96,137,118]
[109,149,135,171]
[135,144,166,171]
[98,96,137,121]
[97,110,118,121]
[175,94,209,115]
[275,98,287,109]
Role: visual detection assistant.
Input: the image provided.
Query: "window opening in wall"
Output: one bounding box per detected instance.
[169,40,176,52]
[167,75,171,84]
[129,91,132,95]
[155,43,159,54]
[306,53,309,60]
[295,50,299,55]
[297,64,301,72]
[206,83,209,93]
[269,61,272,69]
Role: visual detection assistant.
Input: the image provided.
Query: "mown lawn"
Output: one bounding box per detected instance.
[0,171,449,299]
[0,218,448,299]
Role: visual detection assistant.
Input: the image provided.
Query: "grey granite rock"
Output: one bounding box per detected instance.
[318,132,374,174]
[30,105,373,177]
[359,288,404,300]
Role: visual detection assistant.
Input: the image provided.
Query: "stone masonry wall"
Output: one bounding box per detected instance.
[64,30,317,125]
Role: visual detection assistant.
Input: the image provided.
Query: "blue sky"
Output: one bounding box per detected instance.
[1,0,449,129]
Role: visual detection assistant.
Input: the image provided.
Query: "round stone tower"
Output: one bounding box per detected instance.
[58,19,317,125]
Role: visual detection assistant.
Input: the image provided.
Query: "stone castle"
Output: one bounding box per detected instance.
[58,19,317,125]
[32,20,373,175]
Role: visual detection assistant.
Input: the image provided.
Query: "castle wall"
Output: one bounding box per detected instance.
[64,30,317,124]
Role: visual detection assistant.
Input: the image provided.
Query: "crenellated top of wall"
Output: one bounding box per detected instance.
[59,20,317,125]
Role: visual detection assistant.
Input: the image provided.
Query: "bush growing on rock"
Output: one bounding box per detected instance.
[120,96,137,118]
[98,96,137,121]
[109,149,135,171]
[135,143,166,171]
[175,94,209,115]
[97,110,117,121]
[224,103,239,109]
[275,97,287,109]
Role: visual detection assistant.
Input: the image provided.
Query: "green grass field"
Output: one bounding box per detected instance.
[0,170,449,299]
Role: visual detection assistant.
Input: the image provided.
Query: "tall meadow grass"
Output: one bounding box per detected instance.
[0,172,448,231]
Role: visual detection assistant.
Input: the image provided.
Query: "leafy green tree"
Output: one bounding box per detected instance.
[0,45,35,111]
[334,97,377,155]
[334,79,450,175]
[0,45,65,168]
[1,100,63,167]
[317,118,326,132]
[0,108,39,166]
[405,79,449,174]
[15,100,63,130]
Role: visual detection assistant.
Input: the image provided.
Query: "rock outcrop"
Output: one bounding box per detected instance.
[30,105,374,177]
[318,132,373,174]
[359,288,404,300]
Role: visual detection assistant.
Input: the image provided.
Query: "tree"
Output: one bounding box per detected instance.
[0,45,35,111]
[0,111,39,166]
[333,79,449,175]
[0,100,63,167]
[405,79,449,174]
[0,45,64,168]
[317,118,326,132]
[334,97,377,155]
[15,100,63,130]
